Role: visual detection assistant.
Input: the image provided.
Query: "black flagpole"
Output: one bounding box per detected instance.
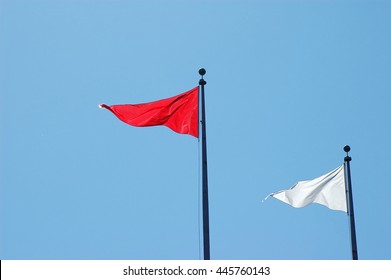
[344,145,358,260]
[199,68,210,260]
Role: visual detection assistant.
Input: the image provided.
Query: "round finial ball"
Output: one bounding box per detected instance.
[199,68,206,76]
[344,145,351,153]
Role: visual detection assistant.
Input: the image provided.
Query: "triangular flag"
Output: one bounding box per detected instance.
[268,165,347,212]
[100,87,198,137]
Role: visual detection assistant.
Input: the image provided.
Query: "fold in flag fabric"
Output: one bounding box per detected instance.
[268,165,347,212]
[100,87,199,138]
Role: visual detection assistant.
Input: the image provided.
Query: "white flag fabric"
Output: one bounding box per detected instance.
[269,164,347,212]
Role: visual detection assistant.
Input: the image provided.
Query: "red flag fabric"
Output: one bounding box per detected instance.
[100,87,199,138]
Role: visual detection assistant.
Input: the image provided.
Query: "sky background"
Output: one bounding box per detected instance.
[1,0,390,260]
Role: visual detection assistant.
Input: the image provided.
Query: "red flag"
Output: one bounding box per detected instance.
[100,87,199,138]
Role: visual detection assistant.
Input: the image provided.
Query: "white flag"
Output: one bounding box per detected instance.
[269,164,347,212]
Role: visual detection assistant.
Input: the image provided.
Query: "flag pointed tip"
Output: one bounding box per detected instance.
[262,194,272,203]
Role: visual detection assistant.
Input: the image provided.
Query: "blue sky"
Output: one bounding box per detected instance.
[1,0,390,260]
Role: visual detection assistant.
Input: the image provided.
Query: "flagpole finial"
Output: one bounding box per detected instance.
[199,68,207,86]
[344,145,351,162]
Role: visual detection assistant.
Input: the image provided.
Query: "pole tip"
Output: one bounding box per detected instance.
[344,145,352,162]
[199,68,206,76]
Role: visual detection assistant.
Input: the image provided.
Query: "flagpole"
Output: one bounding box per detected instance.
[199,68,210,260]
[344,145,358,260]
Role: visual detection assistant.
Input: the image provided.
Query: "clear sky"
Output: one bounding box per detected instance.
[1,0,390,260]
